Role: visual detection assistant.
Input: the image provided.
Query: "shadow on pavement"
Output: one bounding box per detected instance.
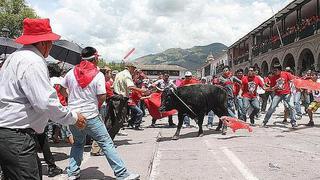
[51,152,68,162]
[80,167,115,179]
[114,139,143,147]
[217,135,250,140]
[157,129,223,142]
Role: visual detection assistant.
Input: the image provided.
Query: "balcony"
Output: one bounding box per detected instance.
[216,64,225,74]
[233,53,249,65]
[252,16,320,57]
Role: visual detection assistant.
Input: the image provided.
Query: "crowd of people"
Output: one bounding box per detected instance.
[1,17,320,180]
[252,15,320,56]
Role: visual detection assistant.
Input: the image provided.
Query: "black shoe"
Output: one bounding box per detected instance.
[306,121,314,127]
[215,127,221,131]
[221,126,227,135]
[250,118,255,125]
[261,122,268,128]
[134,126,144,131]
[291,122,298,128]
[168,123,176,127]
[48,166,63,177]
[150,123,155,128]
[282,120,288,124]
[90,152,104,156]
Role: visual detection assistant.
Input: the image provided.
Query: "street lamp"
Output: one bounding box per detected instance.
[1,27,10,38]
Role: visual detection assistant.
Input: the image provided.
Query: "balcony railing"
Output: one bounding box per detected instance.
[251,16,320,57]
[216,64,225,74]
[233,53,249,65]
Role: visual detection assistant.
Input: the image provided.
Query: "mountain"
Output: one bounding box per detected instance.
[134,43,227,70]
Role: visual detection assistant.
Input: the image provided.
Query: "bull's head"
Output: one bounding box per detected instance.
[159,87,175,112]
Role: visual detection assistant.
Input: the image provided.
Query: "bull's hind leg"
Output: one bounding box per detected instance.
[172,113,184,140]
[197,114,204,137]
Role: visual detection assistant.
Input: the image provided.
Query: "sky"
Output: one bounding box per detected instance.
[25,0,293,62]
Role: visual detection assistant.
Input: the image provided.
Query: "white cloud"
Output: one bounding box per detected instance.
[26,0,293,62]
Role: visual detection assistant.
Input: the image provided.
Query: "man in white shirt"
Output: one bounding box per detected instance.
[61,47,139,180]
[0,18,86,180]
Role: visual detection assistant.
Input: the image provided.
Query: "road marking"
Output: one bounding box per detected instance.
[82,151,92,165]
[148,132,162,180]
[203,140,227,171]
[220,146,259,180]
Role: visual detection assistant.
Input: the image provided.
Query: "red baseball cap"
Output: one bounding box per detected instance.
[15,18,60,45]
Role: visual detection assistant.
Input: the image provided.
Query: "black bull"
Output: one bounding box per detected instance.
[159,84,228,140]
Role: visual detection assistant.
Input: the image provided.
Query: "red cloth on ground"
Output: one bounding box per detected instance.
[143,92,176,119]
[241,75,264,98]
[221,116,253,133]
[293,78,320,91]
[74,60,99,88]
[270,71,294,96]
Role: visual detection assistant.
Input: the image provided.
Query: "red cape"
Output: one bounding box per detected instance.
[293,78,320,91]
[144,92,176,119]
[74,60,99,88]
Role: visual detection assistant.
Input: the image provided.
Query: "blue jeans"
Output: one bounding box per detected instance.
[294,91,302,117]
[183,114,190,125]
[227,98,236,118]
[235,96,244,119]
[99,104,109,121]
[68,116,129,179]
[61,125,72,140]
[207,110,215,125]
[263,94,296,124]
[129,105,143,127]
[242,97,260,123]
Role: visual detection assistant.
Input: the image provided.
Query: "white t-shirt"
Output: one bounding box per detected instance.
[50,76,63,86]
[313,80,320,102]
[61,70,106,119]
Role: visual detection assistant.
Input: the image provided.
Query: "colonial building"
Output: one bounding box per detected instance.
[199,52,228,79]
[136,64,187,80]
[229,0,320,76]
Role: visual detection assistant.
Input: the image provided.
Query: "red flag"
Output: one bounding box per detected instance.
[221,116,253,133]
[293,78,320,91]
[144,92,176,119]
[123,48,135,60]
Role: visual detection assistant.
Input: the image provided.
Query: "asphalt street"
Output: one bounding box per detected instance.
[42,104,320,180]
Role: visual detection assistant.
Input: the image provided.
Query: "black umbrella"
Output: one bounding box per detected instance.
[50,40,83,65]
[0,37,22,55]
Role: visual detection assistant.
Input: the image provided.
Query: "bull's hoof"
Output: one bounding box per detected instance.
[172,135,180,140]
[198,133,204,137]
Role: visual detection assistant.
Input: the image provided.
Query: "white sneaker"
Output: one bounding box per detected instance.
[68,174,80,180]
[122,173,140,180]
[117,130,128,136]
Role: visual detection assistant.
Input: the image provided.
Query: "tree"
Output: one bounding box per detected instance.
[0,0,38,38]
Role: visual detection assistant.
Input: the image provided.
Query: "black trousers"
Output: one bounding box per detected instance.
[0,128,41,180]
[35,133,55,168]
[260,91,272,112]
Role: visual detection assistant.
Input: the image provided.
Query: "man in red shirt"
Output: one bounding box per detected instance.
[240,67,264,125]
[179,71,199,86]
[179,71,199,128]
[262,63,297,127]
